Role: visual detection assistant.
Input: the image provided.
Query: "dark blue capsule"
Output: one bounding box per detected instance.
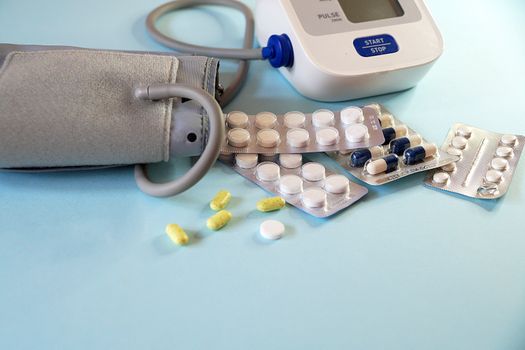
[390,137,410,155]
[382,127,396,145]
[350,148,372,167]
[384,154,399,172]
[404,146,426,165]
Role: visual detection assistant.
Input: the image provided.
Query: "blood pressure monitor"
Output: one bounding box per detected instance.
[255,0,443,101]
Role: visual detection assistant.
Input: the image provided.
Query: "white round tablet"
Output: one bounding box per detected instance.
[446,147,463,157]
[256,162,280,182]
[451,136,468,150]
[279,154,302,169]
[315,128,339,146]
[255,112,277,129]
[227,128,251,147]
[226,111,249,129]
[302,188,327,208]
[496,146,513,158]
[284,111,306,128]
[490,157,508,171]
[257,129,281,148]
[279,174,303,195]
[340,106,364,125]
[235,153,258,169]
[312,109,335,127]
[432,172,450,185]
[260,220,285,240]
[441,162,456,172]
[286,128,310,148]
[485,169,503,183]
[500,134,517,146]
[456,126,472,139]
[345,124,369,143]
[302,162,326,182]
[324,174,350,194]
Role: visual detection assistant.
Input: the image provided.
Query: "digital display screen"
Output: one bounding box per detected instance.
[338,0,404,23]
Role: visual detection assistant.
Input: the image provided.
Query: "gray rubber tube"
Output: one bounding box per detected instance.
[146,0,262,106]
[134,84,225,197]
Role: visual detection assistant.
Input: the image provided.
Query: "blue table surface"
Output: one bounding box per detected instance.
[1,1,524,349]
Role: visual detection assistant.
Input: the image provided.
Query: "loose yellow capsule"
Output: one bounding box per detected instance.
[165,224,189,246]
[210,190,232,211]
[207,210,232,230]
[256,196,286,212]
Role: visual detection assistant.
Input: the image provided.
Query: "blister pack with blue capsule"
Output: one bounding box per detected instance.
[327,104,459,185]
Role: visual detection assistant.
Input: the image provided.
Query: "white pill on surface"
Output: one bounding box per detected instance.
[441,162,457,172]
[227,128,251,147]
[345,124,369,143]
[500,134,517,146]
[279,174,303,195]
[257,129,281,148]
[324,175,350,194]
[260,220,285,240]
[432,172,450,185]
[340,106,364,125]
[286,128,310,148]
[279,154,302,169]
[284,111,306,128]
[491,157,508,171]
[496,146,513,158]
[446,147,463,157]
[301,188,327,208]
[312,109,335,127]
[456,126,472,139]
[255,112,277,129]
[302,162,326,182]
[451,136,468,150]
[256,162,280,182]
[485,169,503,183]
[226,111,249,128]
[316,128,339,145]
[235,153,258,169]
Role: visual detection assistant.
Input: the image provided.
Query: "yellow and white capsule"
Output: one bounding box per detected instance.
[207,210,232,230]
[165,224,189,246]
[210,190,232,211]
[256,196,286,212]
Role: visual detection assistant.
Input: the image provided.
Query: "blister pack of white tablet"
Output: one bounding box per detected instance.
[327,105,459,185]
[220,105,385,155]
[424,123,524,199]
[220,153,368,218]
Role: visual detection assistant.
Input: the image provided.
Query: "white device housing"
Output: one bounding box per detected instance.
[255,0,443,101]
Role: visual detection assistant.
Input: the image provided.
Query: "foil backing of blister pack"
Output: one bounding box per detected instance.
[327,106,459,185]
[220,154,368,218]
[220,105,384,155]
[424,123,524,199]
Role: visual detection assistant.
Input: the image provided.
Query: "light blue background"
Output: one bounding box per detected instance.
[1,0,524,349]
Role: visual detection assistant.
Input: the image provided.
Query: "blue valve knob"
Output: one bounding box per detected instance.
[261,34,294,68]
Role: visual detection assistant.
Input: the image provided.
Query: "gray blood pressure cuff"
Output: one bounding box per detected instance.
[0,44,220,171]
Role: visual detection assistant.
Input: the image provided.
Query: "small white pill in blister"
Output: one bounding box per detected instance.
[446,147,463,157]
[257,129,280,148]
[316,128,339,146]
[496,146,513,158]
[284,111,306,128]
[452,136,468,150]
[302,162,326,182]
[491,157,508,171]
[485,169,503,183]
[302,188,327,208]
[286,128,310,148]
[279,154,302,169]
[441,162,457,172]
[235,153,258,169]
[456,126,472,139]
[340,107,364,125]
[227,128,251,147]
[226,111,249,128]
[500,134,517,147]
[312,109,335,127]
[279,174,303,195]
[324,174,350,194]
[432,172,450,185]
[260,219,285,240]
[378,113,394,127]
[345,124,369,143]
[255,112,277,129]
[256,162,280,182]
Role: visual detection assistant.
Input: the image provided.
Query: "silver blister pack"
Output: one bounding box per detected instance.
[220,105,385,155]
[220,153,368,218]
[327,106,459,185]
[424,123,524,199]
